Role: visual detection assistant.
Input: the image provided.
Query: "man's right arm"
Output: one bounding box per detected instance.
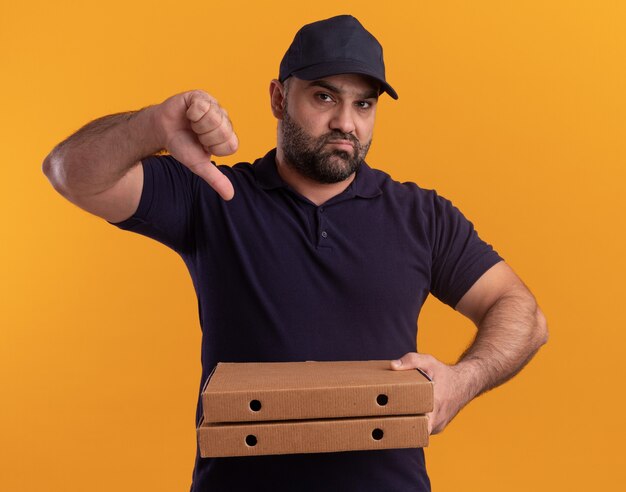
[42,90,238,223]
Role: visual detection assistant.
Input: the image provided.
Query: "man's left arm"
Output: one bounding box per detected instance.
[391,261,549,434]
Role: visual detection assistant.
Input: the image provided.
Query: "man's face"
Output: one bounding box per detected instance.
[278,74,379,184]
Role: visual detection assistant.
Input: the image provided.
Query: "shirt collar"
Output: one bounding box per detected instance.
[254,148,382,199]
[254,149,287,190]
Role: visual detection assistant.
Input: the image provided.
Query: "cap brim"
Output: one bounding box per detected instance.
[290,60,399,100]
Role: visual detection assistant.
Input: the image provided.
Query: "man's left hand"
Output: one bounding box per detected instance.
[391,352,472,435]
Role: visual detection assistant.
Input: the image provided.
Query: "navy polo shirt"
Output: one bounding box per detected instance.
[110,148,502,491]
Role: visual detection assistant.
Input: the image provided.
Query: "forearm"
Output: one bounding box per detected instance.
[42,105,163,197]
[453,292,549,403]
[392,264,549,434]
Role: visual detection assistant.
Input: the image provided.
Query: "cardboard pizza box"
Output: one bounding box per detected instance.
[201,360,434,424]
[197,414,429,457]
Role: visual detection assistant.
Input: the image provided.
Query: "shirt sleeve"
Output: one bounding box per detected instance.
[429,192,504,308]
[107,154,198,255]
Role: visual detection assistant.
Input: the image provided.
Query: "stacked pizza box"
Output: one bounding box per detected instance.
[197,360,433,457]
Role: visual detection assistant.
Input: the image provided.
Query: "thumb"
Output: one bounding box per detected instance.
[188,159,235,201]
[167,132,235,201]
[390,352,436,378]
[390,352,423,370]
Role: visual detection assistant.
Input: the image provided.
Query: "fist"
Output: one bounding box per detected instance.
[156,90,238,200]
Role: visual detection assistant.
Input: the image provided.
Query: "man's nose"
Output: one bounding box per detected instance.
[329,104,356,135]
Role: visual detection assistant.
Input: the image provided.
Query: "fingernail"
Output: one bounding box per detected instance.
[392,359,402,367]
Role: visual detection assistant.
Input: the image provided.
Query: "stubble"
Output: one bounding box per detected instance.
[280,103,371,184]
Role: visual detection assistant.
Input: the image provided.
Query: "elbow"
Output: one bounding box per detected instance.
[534,305,549,348]
[42,149,72,197]
[41,151,55,182]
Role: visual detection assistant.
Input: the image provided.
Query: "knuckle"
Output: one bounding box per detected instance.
[197,98,211,113]
[226,137,238,154]
[406,352,420,365]
[210,126,229,143]
[216,142,232,156]
[230,133,239,151]
[186,104,210,123]
[197,132,215,148]
[190,89,215,103]
[206,107,223,127]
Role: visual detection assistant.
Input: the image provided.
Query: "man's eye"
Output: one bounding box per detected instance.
[317,93,333,102]
[357,101,372,109]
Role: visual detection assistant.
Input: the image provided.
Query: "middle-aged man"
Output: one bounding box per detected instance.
[43,14,548,492]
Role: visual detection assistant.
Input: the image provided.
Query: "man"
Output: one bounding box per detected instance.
[43,14,548,492]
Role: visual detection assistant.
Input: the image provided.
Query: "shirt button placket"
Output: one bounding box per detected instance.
[317,206,329,246]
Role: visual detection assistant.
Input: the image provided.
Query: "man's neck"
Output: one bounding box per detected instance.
[275,148,356,206]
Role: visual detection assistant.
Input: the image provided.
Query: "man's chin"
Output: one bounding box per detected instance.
[322,150,357,165]
[315,157,360,183]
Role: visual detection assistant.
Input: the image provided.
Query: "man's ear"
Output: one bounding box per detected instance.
[269,79,286,120]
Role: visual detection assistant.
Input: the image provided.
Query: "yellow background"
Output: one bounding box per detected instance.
[1,1,624,490]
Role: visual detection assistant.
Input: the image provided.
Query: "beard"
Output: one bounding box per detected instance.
[280,106,372,184]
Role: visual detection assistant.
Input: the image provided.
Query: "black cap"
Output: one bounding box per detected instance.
[279,15,398,100]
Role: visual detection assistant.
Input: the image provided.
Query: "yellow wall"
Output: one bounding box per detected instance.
[1,1,624,490]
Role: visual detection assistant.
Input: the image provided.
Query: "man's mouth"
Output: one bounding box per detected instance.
[326,140,355,150]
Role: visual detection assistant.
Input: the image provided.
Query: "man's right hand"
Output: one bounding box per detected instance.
[156,90,238,200]
[43,89,238,223]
